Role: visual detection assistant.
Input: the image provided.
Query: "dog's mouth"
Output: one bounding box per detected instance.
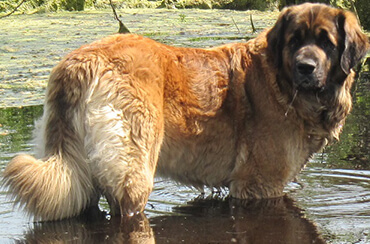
[293,60,325,91]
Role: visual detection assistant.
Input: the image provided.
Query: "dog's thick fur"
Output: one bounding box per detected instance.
[3,3,369,221]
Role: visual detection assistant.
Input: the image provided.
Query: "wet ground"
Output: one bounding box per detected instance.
[0,9,369,244]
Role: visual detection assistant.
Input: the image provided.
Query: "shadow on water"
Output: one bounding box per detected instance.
[17,197,324,244]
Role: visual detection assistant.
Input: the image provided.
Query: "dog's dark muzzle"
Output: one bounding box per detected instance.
[293,45,327,90]
[294,59,319,89]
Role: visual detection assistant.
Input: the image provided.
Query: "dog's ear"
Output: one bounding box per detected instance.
[266,7,291,68]
[337,10,369,75]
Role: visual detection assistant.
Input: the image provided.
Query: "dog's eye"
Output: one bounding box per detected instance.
[318,31,335,50]
[289,31,301,46]
[289,37,299,46]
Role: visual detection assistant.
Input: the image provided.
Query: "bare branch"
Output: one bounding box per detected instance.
[231,17,240,34]
[109,0,130,34]
[0,0,27,19]
[250,14,256,33]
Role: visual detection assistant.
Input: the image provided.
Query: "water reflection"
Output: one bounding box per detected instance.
[0,105,43,156]
[323,58,370,169]
[151,196,325,244]
[17,197,324,244]
[291,166,370,242]
[21,212,154,244]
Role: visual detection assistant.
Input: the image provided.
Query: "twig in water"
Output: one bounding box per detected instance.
[109,0,130,34]
[231,17,240,33]
[250,14,256,33]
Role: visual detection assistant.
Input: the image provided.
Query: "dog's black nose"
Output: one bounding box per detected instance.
[296,60,316,75]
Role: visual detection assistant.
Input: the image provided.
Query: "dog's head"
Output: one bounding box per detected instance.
[267,3,369,91]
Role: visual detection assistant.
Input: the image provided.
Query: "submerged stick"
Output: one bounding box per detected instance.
[231,17,240,34]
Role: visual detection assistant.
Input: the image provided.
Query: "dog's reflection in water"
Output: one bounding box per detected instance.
[21,196,324,244]
[22,210,154,244]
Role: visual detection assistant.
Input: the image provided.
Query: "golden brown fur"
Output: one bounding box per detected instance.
[3,3,369,221]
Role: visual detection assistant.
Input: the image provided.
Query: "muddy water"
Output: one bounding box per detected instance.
[0,9,369,244]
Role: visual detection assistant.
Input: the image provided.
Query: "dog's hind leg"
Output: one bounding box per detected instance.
[85,80,164,216]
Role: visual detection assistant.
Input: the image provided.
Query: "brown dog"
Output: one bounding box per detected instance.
[3,3,368,221]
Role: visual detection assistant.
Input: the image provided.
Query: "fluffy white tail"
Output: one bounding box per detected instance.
[3,60,97,221]
[3,153,95,221]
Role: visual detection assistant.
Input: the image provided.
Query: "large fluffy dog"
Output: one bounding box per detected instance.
[3,3,369,221]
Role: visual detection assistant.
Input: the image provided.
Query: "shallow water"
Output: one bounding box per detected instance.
[0,9,369,244]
